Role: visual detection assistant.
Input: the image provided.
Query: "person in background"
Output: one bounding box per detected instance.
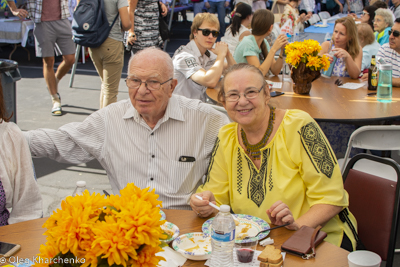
[362,18,400,85]
[7,0,75,116]
[234,9,288,77]
[372,0,388,9]
[0,80,42,226]
[390,0,400,18]
[357,23,381,71]
[192,0,205,17]
[190,63,357,252]
[84,0,131,108]
[326,0,347,15]
[252,0,267,11]
[172,13,236,101]
[205,0,230,37]
[272,0,290,13]
[319,17,362,79]
[374,8,394,45]
[299,0,315,17]
[348,5,377,30]
[127,0,168,54]
[221,3,252,56]
[280,0,310,32]
[346,0,364,14]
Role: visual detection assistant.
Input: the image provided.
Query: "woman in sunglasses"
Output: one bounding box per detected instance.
[373,8,394,45]
[190,63,358,252]
[319,17,362,79]
[348,5,377,30]
[233,9,288,77]
[172,13,236,102]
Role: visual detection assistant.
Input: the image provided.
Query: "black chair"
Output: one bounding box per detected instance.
[342,154,400,267]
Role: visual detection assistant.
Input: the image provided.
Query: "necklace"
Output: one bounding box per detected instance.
[241,107,276,161]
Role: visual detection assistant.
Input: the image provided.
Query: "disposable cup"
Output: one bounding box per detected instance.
[235,237,258,263]
[348,250,381,267]
[322,19,328,26]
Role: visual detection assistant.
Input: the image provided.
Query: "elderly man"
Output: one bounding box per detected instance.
[24,48,229,209]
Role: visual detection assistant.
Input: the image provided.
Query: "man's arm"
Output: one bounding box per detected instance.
[127,0,139,45]
[393,78,400,87]
[6,1,29,19]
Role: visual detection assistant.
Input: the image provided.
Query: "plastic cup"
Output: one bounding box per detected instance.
[235,237,258,263]
[322,19,328,26]
[348,251,381,267]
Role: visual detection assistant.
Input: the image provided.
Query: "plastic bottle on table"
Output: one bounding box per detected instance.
[210,205,235,267]
[324,32,332,42]
[72,181,87,196]
[321,40,337,78]
[377,64,392,103]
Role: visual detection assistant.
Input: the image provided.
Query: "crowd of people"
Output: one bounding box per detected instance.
[3,0,400,256]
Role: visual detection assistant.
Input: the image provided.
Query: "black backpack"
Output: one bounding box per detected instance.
[72,0,119,48]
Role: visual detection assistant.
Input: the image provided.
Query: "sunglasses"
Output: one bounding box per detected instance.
[198,28,219,38]
[389,30,400,37]
[362,11,368,16]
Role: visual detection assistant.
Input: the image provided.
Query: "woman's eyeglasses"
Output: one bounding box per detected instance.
[389,30,400,37]
[198,28,219,38]
[362,11,368,16]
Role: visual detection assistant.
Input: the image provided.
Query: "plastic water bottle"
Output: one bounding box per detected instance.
[72,181,87,196]
[210,205,235,266]
[293,28,300,42]
[324,32,332,42]
[377,64,392,103]
[286,33,292,43]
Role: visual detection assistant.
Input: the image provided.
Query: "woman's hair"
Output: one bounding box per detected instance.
[375,8,394,28]
[0,81,11,123]
[190,13,220,40]
[372,0,388,9]
[357,23,376,47]
[217,63,267,103]
[229,3,252,37]
[363,6,378,29]
[251,9,275,62]
[334,17,360,60]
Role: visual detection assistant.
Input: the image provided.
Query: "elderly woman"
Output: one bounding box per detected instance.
[0,81,42,226]
[319,17,362,79]
[172,13,236,101]
[234,9,288,76]
[190,63,357,251]
[279,0,310,32]
[357,23,381,71]
[221,3,252,56]
[374,8,394,45]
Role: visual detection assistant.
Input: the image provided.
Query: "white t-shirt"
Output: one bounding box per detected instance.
[221,24,251,56]
[172,40,218,102]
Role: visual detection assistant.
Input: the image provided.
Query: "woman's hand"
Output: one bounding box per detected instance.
[267,200,299,230]
[271,34,288,54]
[211,42,229,57]
[332,47,351,59]
[160,2,168,17]
[190,191,218,218]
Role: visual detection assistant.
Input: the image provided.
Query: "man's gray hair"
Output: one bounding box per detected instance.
[375,8,394,28]
[127,47,174,78]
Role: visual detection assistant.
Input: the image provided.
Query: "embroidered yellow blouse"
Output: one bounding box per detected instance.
[197,109,357,248]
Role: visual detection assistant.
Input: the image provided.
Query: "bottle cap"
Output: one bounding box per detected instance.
[379,64,392,71]
[220,205,230,212]
[76,181,86,187]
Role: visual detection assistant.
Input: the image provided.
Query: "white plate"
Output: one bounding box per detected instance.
[202,214,270,242]
[315,24,328,28]
[160,221,180,244]
[172,232,211,260]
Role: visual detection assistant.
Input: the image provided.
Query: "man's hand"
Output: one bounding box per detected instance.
[339,3,343,13]
[11,8,29,19]
[160,2,168,17]
[224,1,229,7]
[211,42,229,57]
[205,2,211,8]
[127,32,137,45]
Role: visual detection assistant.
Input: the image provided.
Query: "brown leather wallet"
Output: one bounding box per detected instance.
[281,225,327,259]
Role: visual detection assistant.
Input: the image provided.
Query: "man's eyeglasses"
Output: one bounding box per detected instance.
[198,28,219,38]
[224,86,264,102]
[125,77,172,90]
[389,30,400,37]
[362,11,368,16]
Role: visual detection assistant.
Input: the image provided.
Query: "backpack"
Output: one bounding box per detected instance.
[72,0,119,48]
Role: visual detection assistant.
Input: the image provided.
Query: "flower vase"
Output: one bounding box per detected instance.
[291,62,321,94]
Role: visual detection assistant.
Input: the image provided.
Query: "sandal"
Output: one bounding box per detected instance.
[51,93,62,116]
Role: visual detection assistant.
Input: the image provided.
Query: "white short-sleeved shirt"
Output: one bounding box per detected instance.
[377,43,400,78]
[172,40,217,102]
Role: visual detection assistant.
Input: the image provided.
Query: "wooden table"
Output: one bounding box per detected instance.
[0,209,349,266]
[206,76,400,123]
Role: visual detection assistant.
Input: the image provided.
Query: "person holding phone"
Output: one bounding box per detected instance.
[172,13,236,102]
[0,81,42,226]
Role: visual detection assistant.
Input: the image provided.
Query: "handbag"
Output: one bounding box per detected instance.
[158,2,170,41]
[281,225,327,260]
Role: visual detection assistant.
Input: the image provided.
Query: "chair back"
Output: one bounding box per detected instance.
[318,11,331,20]
[343,154,400,267]
[340,125,400,175]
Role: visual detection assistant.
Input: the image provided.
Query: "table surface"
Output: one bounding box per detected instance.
[0,209,350,266]
[206,76,400,123]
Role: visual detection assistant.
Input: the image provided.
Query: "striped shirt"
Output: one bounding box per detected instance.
[24,95,229,210]
[27,0,70,23]
[376,43,400,78]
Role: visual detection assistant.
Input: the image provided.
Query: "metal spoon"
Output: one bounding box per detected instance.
[242,223,290,240]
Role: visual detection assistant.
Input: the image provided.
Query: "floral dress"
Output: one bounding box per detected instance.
[280,4,304,32]
[331,45,350,77]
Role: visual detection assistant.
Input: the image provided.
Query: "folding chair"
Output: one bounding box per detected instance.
[318,11,331,20]
[338,125,400,179]
[312,13,321,23]
[343,154,400,267]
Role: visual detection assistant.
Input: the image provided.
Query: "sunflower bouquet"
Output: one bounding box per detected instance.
[34,183,166,267]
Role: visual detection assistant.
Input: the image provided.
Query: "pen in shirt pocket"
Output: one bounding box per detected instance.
[179,156,196,162]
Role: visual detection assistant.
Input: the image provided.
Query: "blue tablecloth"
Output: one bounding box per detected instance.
[304,23,334,34]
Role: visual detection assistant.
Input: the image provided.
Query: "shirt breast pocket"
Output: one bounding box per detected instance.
[168,160,197,194]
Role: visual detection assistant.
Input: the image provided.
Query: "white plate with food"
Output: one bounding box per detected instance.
[172,232,211,260]
[202,214,270,242]
[160,221,179,244]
